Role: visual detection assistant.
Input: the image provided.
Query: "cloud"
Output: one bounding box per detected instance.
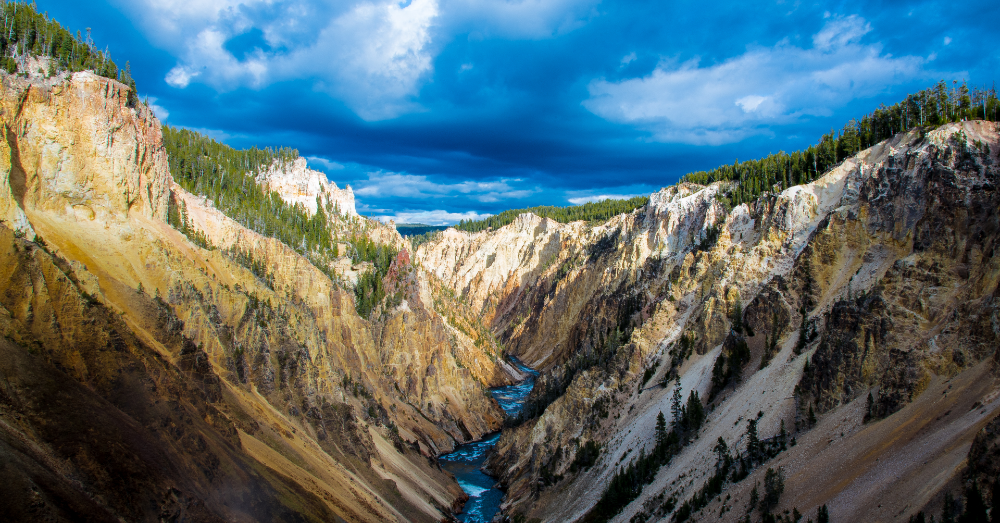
[165,66,197,88]
[582,15,942,145]
[305,156,345,172]
[943,36,952,45]
[735,95,768,113]
[116,0,436,119]
[353,171,536,202]
[145,96,170,120]
[115,0,599,120]
[812,15,871,50]
[442,0,600,39]
[376,209,492,226]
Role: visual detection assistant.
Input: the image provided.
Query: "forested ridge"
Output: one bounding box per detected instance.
[684,81,1000,209]
[458,81,999,235]
[455,196,651,233]
[164,126,338,260]
[0,0,139,104]
[0,1,405,317]
[163,126,398,316]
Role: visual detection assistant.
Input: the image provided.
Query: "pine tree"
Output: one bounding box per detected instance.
[961,485,988,523]
[944,492,961,523]
[671,386,683,432]
[762,467,785,514]
[655,411,667,451]
[122,60,137,106]
[685,391,705,431]
[746,418,760,465]
[731,298,744,335]
[713,436,730,473]
[865,392,875,422]
[817,504,830,523]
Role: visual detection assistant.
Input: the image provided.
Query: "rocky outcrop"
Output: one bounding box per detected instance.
[256,157,357,217]
[417,121,1000,522]
[0,71,169,237]
[0,70,512,522]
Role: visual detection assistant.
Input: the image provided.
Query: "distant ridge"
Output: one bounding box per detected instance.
[455,195,650,233]
[396,223,449,236]
[455,81,1000,236]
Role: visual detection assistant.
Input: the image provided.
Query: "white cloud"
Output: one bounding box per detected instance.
[811,15,870,50]
[583,15,943,145]
[165,66,197,88]
[145,96,170,120]
[620,52,637,67]
[376,209,491,226]
[943,36,952,45]
[354,171,536,201]
[114,0,598,120]
[567,193,641,205]
[735,95,768,113]
[306,156,345,172]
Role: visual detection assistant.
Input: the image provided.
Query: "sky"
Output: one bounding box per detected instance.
[39,0,1000,225]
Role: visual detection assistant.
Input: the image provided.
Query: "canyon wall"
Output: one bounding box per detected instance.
[2,65,998,523]
[416,121,1000,522]
[0,71,513,522]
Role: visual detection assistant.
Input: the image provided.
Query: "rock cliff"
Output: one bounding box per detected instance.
[257,157,357,217]
[416,121,1000,522]
[0,70,513,522]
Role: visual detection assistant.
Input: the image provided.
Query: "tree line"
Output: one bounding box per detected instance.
[163,126,401,316]
[455,196,650,233]
[458,81,998,237]
[683,80,1000,209]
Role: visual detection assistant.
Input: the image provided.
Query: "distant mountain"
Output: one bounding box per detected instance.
[396,223,450,236]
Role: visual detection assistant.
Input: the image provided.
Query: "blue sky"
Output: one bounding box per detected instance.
[41,0,999,225]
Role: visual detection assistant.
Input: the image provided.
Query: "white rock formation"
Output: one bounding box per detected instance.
[256,157,357,217]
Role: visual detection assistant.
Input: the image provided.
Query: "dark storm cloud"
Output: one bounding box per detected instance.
[39,0,1000,225]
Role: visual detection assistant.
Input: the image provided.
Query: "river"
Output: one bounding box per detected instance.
[439,358,538,523]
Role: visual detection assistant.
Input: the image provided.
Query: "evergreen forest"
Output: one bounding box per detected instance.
[455,196,651,233]
[164,125,335,259]
[456,80,999,236]
[0,0,138,104]
[163,126,398,316]
[683,81,1000,209]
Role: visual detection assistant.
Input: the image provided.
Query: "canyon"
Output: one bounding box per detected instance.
[416,120,1000,522]
[0,70,516,522]
[1,67,998,523]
